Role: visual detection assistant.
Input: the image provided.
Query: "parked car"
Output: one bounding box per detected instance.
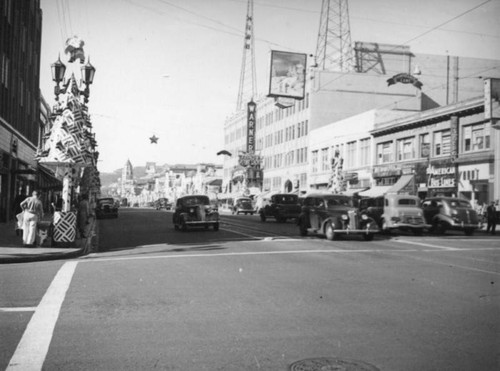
[359,194,430,235]
[259,193,301,222]
[422,197,480,235]
[172,195,219,231]
[155,197,172,210]
[297,193,379,241]
[232,197,254,215]
[95,197,118,219]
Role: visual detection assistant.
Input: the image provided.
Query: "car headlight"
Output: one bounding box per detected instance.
[189,208,194,213]
[341,214,349,221]
[361,214,368,220]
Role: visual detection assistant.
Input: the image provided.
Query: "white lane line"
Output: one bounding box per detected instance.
[7,261,78,371]
[0,307,37,312]
[394,239,458,250]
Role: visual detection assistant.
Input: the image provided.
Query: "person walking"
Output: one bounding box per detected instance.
[19,190,44,246]
[12,190,27,236]
[77,194,90,238]
[486,201,498,235]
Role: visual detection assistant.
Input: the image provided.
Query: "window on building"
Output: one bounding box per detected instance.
[359,138,370,166]
[419,133,430,158]
[346,141,357,168]
[434,130,451,156]
[312,150,318,173]
[321,148,329,171]
[397,137,415,161]
[377,141,393,164]
[463,124,490,152]
[304,120,308,135]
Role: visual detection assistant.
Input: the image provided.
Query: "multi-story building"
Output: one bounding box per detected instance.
[0,0,43,222]
[222,42,500,198]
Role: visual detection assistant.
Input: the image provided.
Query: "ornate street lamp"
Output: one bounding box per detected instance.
[51,55,66,101]
[80,58,96,103]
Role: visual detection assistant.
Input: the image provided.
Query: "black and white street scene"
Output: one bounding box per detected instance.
[1,1,499,370]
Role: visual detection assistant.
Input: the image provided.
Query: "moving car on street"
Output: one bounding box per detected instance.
[95,197,119,219]
[297,193,379,241]
[359,194,429,235]
[232,197,254,215]
[154,197,172,210]
[172,195,219,231]
[422,197,480,235]
[259,193,301,222]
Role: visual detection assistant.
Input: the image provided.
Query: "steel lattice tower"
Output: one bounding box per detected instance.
[236,0,257,111]
[314,0,355,72]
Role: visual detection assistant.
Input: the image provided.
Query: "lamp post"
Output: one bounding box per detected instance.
[80,58,96,103]
[50,55,66,101]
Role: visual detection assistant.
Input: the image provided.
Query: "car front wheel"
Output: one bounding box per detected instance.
[363,233,374,241]
[325,224,336,241]
[213,222,219,231]
[260,213,266,222]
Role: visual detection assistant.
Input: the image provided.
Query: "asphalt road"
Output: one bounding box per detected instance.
[1,207,499,370]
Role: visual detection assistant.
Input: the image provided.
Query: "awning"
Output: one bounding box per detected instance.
[341,187,369,196]
[387,174,415,194]
[357,186,393,198]
[37,165,62,190]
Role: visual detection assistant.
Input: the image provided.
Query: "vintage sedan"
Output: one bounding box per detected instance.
[95,197,118,219]
[297,193,379,241]
[422,197,479,235]
[359,194,430,235]
[172,195,219,231]
[232,197,255,215]
[259,193,301,222]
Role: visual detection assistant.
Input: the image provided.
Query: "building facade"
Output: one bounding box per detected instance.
[0,0,43,222]
[222,42,500,197]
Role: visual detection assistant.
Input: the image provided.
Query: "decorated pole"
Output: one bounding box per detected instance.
[36,37,98,246]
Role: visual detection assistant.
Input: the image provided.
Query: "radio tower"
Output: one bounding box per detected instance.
[236,0,257,111]
[314,0,355,72]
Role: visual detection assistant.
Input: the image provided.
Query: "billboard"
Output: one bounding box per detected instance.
[268,50,307,99]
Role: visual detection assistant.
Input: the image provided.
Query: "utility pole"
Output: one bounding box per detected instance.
[314,0,355,72]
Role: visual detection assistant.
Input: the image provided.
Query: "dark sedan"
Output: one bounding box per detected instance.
[95,198,119,219]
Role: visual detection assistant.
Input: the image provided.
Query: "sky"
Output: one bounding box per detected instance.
[39,0,500,173]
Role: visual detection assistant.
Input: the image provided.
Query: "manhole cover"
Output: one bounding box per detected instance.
[289,357,380,371]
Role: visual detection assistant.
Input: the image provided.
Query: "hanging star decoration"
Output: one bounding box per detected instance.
[149,135,159,144]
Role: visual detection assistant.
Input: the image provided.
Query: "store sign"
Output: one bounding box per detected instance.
[247,101,256,154]
[427,165,456,188]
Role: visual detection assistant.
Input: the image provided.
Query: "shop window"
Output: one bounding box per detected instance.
[377,141,393,164]
[321,148,329,171]
[359,138,370,166]
[463,124,490,152]
[434,130,451,156]
[346,141,357,167]
[397,137,415,161]
[312,150,318,173]
[419,133,430,158]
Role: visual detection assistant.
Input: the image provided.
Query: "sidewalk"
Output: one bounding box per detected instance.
[0,215,97,264]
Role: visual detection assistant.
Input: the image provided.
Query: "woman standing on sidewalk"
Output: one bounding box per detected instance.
[19,190,44,246]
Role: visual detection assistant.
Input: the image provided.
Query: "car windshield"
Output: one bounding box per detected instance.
[448,199,471,208]
[98,199,114,205]
[182,197,210,206]
[398,198,419,206]
[325,196,353,207]
[237,199,252,205]
[274,195,298,204]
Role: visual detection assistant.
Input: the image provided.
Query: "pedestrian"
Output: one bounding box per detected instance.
[19,190,44,246]
[12,190,27,236]
[486,201,498,235]
[77,194,90,238]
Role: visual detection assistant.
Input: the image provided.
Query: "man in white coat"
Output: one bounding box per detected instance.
[20,190,44,246]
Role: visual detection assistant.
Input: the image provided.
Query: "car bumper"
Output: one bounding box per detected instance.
[448,221,480,230]
[389,222,431,229]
